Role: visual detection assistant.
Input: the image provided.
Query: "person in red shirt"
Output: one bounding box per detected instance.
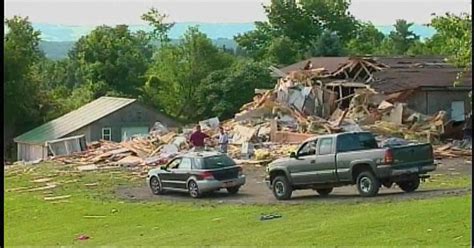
[188,125,209,151]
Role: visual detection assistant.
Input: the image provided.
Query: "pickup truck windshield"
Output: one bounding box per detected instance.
[337,133,378,153]
[197,155,236,169]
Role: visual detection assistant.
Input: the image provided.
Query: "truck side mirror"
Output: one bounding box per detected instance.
[290,152,297,158]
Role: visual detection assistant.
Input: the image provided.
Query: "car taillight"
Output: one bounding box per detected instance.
[384,149,394,164]
[199,171,214,180]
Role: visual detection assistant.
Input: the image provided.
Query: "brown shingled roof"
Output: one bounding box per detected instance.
[276,57,350,75]
[370,67,472,94]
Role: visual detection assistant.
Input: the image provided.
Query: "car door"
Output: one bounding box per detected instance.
[170,157,193,190]
[160,158,182,189]
[289,139,318,185]
[313,137,337,183]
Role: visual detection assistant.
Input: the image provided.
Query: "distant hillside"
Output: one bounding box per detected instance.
[39,41,75,60]
[35,22,437,60]
[31,22,436,42]
[39,38,239,60]
[32,23,256,42]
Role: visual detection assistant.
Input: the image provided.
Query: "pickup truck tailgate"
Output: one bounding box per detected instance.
[391,143,433,168]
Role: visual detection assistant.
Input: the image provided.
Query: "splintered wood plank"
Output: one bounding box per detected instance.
[44,195,71,201]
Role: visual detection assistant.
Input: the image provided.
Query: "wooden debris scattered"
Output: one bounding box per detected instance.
[44,195,71,201]
[83,215,107,219]
[26,184,57,192]
[84,183,99,187]
[32,178,54,183]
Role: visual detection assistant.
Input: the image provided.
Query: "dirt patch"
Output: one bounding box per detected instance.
[116,158,471,205]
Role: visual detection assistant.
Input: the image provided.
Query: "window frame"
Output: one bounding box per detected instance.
[318,138,333,155]
[166,158,182,170]
[297,139,318,157]
[177,157,193,170]
[102,128,112,141]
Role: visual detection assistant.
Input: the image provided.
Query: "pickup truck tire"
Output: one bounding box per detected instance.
[272,176,293,200]
[397,178,420,193]
[226,186,240,194]
[315,188,333,196]
[356,171,381,197]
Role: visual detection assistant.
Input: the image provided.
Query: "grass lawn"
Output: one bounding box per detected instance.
[4,163,472,246]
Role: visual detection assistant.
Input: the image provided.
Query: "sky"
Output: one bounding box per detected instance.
[4,0,472,25]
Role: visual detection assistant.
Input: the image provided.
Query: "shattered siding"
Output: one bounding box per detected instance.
[406,90,472,116]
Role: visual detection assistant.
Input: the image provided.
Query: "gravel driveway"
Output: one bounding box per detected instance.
[116,158,471,205]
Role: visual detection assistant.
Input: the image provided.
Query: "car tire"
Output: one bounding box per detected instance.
[272,176,293,200]
[149,176,164,195]
[356,171,381,197]
[187,180,202,198]
[315,188,333,196]
[226,186,240,195]
[397,178,420,193]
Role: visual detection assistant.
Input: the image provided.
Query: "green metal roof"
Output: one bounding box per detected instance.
[14,97,136,145]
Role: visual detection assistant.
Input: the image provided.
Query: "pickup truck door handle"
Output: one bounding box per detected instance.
[310,160,315,164]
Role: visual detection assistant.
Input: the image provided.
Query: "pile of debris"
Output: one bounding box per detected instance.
[42,57,471,168]
[51,134,186,168]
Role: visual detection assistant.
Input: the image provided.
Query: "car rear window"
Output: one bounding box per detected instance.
[337,133,378,153]
[196,155,236,169]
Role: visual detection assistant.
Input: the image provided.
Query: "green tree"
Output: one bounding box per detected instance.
[146,27,235,121]
[346,22,385,55]
[4,16,43,130]
[235,0,357,61]
[308,30,344,57]
[196,60,274,119]
[430,13,471,68]
[234,21,274,60]
[387,19,420,54]
[141,7,175,43]
[266,36,300,65]
[430,12,472,88]
[68,25,153,97]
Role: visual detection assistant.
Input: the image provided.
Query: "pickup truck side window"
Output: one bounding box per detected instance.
[337,133,378,153]
[297,140,318,157]
[318,138,333,155]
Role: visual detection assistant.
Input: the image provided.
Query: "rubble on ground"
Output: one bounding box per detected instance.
[39,57,471,169]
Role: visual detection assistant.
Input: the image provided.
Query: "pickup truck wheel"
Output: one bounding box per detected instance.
[149,176,164,195]
[272,176,293,200]
[356,171,380,197]
[315,188,333,196]
[397,178,420,193]
[226,186,240,194]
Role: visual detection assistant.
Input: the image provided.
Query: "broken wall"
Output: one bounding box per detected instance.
[406,89,472,117]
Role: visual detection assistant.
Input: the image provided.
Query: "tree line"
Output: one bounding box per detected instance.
[4,0,471,157]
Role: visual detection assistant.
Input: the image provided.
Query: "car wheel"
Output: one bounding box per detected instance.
[149,176,163,195]
[397,178,420,193]
[226,186,240,195]
[356,171,381,197]
[315,188,333,196]
[272,176,293,200]
[188,180,202,198]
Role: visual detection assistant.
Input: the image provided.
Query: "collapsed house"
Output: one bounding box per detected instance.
[16,56,471,169]
[270,56,471,124]
[13,97,180,162]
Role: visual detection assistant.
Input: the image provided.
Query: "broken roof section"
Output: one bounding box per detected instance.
[371,57,472,94]
[14,97,136,145]
[272,57,350,77]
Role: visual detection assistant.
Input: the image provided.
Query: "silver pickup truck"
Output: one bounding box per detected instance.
[265,131,436,200]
